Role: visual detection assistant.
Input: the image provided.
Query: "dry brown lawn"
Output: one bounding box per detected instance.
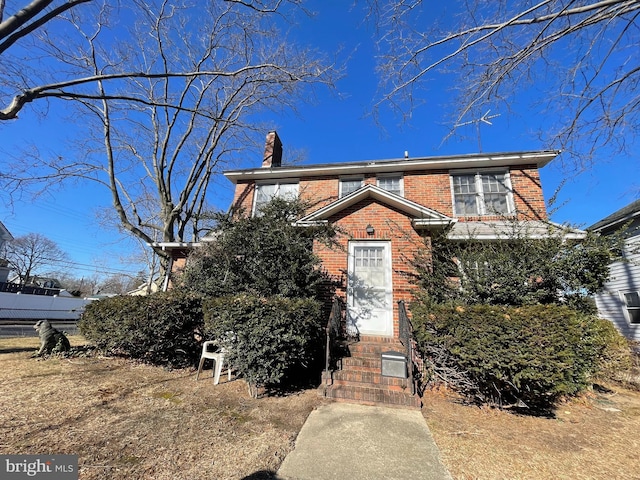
[3,335,640,480]
[423,385,640,480]
[0,336,323,480]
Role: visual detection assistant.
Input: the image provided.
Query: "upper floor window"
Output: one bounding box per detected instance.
[451,171,513,216]
[339,177,364,198]
[254,181,299,215]
[622,290,640,324]
[377,175,403,196]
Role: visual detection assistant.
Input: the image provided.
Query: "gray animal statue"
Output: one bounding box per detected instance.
[33,320,71,356]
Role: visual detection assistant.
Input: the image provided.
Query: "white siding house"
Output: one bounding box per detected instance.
[590,201,640,341]
[0,221,14,283]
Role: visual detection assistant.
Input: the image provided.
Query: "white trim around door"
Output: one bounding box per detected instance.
[346,241,394,336]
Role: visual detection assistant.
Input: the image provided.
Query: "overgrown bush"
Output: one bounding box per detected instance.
[411,303,628,410]
[79,291,204,368]
[591,317,634,380]
[179,197,336,299]
[203,295,324,397]
[412,227,620,312]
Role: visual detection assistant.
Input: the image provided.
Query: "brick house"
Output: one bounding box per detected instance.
[218,132,562,407]
[157,131,563,406]
[225,132,555,338]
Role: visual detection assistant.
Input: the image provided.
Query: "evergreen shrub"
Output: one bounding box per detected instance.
[203,295,324,397]
[79,291,204,368]
[178,197,335,299]
[591,316,634,379]
[410,303,626,410]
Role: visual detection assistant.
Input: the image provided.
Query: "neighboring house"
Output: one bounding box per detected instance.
[0,221,14,283]
[589,200,640,341]
[0,223,94,321]
[224,131,561,339]
[127,282,160,296]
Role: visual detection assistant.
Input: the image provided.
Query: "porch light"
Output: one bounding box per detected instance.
[365,224,375,235]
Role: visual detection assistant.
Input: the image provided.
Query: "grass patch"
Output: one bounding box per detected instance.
[150,390,183,404]
[4,336,638,479]
[423,384,640,479]
[0,336,322,479]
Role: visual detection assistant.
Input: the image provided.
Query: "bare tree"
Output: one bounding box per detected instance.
[97,272,144,295]
[0,0,318,120]
[1,1,336,264]
[1,0,95,120]
[371,0,640,169]
[4,232,69,286]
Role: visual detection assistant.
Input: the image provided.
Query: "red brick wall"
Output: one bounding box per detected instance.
[231,182,255,213]
[509,165,547,220]
[314,198,427,338]
[227,164,548,337]
[167,250,189,290]
[404,170,452,215]
[232,166,548,220]
[300,177,338,210]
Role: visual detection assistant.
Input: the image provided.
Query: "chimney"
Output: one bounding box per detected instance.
[262,131,282,168]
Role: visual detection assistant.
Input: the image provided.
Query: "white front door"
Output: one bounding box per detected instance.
[347,241,393,336]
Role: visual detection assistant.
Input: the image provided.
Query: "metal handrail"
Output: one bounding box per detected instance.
[398,300,417,395]
[323,296,343,384]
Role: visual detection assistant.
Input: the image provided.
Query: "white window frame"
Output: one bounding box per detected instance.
[339,176,364,198]
[450,169,514,216]
[620,290,640,325]
[253,180,299,216]
[377,174,404,196]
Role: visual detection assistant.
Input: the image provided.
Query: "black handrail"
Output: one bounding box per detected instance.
[323,296,343,385]
[398,300,417,395]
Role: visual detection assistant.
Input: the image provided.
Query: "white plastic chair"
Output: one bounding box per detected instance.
[195,341,231,384]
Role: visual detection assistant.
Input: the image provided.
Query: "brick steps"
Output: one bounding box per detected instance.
[323,384,422,409]
[342,356,386,370]
[320,337,421,409]
[332,370,411,391]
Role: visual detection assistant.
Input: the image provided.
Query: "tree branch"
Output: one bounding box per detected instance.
[0,0,92,54]
[0,63,316,120]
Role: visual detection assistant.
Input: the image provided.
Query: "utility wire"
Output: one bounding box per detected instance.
[8,255,141,277]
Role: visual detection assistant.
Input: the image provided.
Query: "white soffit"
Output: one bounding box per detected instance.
[447,220,586,240]
[149,242,201,250]
[224,150,559,183]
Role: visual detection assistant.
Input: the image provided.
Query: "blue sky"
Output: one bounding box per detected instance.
[0,1,636,280]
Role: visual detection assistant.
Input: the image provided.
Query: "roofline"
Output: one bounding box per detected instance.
[294,184,454,228]
[0,221,13,241]
[589,207,640,232]
[447,231,587,241]
[224,150,559,183]
[295,218,454,229]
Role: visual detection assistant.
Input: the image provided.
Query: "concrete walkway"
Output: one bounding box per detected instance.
[277,403,452,480]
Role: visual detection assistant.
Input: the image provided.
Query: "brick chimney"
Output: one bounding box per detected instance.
[262,131,282,168]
